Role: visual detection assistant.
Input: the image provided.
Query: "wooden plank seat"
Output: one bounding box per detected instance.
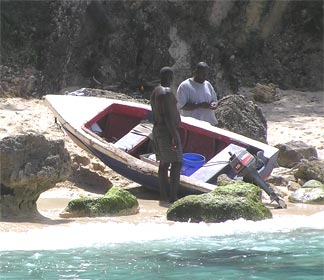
[114,122,153,153]
[190,144,246,183]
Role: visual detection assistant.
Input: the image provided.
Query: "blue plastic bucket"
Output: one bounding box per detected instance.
[181,153,206,176]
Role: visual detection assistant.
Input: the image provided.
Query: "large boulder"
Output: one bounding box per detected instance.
[275,141,318,168]
[215,95,267,143]
[60,186,139,218]
[0,134,71,218]
[167,181,272,223]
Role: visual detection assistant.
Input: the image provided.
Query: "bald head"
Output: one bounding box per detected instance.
[160,66,173,77]
[196,62,209,71]
[194,62,210,83]
[160,67,173,86]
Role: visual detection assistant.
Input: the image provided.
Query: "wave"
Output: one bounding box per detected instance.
[1,211,323,251]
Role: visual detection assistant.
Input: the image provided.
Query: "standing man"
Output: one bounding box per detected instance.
[150,67,183,203]
[177,62,218,126]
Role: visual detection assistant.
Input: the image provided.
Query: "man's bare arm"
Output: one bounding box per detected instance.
[159,90,181,148]
[181,102,216,110]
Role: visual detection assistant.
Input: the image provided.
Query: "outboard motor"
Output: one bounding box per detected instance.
[229,149,287,209]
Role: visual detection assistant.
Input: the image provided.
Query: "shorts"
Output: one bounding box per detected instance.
[153,126,183,163]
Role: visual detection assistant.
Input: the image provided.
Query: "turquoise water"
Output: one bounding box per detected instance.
[1,212,324,280]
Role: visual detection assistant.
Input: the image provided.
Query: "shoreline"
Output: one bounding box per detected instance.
[0,192,323,233]
[0,89,323,232]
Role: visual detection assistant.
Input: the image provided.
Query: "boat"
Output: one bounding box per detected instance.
[45,93,279,196]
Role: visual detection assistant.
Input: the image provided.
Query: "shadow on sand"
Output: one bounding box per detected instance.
[0,211,75,226]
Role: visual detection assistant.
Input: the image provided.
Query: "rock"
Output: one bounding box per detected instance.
[294,159,324,183]
[287,181,302,192]
[302,179,324,188]
[275,141,318,168]
[72,154,91,166]
[216,174,236,186]
[91,161,106,172]
[215,95,267,143]
[297,178,307,186]
[289,171,324,204]
[167,181,272,223]
[270,166,296,182]
[252,83,281,103]
[0,134,71,218]
[0,65,41,98]
[266,175,289,187]
[60,186,139,218]
[71,166,112,194]
[288,187,324,204]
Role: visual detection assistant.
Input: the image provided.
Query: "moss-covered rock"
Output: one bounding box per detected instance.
[302,179,324,189]
[212,181,262,201]
[167,182,272,223]
[60,186,139,218]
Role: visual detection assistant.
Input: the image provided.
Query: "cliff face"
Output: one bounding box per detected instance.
[1,0,323,97]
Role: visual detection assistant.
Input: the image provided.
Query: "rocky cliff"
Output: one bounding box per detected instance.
[1,0,322,98]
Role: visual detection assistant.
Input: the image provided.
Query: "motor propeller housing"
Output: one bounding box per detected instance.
[229,149,287,209]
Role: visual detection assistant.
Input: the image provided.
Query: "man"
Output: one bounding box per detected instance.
[150,67,183,203]
[177,62,218,126]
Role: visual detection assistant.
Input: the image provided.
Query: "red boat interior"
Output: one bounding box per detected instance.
[83,103,252,161]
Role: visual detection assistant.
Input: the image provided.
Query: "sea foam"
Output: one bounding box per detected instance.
[1,211,323,251]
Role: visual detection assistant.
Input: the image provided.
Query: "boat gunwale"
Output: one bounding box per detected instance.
[44,94,279,194]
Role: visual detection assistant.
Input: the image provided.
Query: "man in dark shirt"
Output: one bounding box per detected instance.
[150,67,183,203]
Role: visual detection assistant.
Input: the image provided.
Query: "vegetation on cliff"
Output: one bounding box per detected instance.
[1,1,322,98]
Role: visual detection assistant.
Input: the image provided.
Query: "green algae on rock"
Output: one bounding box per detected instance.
[167,181,272,223]
[60,186,139,218]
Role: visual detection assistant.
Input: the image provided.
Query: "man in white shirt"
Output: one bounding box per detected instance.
[177,62,218,126]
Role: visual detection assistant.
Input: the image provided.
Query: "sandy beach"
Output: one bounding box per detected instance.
[0,89,323,232]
